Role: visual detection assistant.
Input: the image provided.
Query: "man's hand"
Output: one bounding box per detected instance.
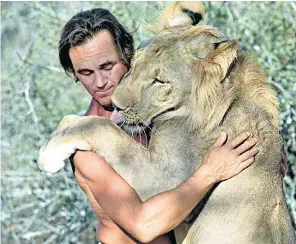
[201,132,259,183]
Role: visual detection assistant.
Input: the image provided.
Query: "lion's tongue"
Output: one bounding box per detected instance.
[110,109,121,123]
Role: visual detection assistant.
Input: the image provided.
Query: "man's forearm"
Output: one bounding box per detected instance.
[83,161,215,243]
[124,165,215,242]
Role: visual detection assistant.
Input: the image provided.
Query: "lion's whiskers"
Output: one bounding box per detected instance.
[143,120,162,138]
[142,127,148,144]
[119,112,161,143]
[136,114,169,162]
[135,114,163,139]
[131,126,134,139]
[137,125,143,144]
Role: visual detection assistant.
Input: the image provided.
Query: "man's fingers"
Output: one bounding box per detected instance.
[238,157,255,171]
[238,147,259,162]
[229,132,250,148]
[211,132,227,148]
[235,138,257,155]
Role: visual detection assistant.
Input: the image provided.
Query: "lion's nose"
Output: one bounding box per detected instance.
[111,88,134,111]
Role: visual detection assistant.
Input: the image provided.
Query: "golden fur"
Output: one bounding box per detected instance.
[148,1,205,33]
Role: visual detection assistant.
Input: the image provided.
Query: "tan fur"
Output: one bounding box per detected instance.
[147,1,205,33]
[39,2,295,243]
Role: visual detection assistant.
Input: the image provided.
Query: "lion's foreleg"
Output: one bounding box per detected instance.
[38,116,112,173]
[38,117,94,173]
[38,116,149,174]
[38,116,178,200]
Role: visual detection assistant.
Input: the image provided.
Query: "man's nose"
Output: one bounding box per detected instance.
[94,72,107,89]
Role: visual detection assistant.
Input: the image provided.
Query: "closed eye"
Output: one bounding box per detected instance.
[100,62,114,71]
[78,69,93,76]
[152,78,165,85]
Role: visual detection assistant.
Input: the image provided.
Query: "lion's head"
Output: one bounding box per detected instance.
[111,2,278,135]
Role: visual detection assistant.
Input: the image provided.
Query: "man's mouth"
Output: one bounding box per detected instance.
[94,87,113,98]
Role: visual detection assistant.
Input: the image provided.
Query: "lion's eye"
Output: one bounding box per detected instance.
[152,78,165,85]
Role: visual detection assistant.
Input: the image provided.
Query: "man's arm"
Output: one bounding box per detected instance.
[74,132,258,243]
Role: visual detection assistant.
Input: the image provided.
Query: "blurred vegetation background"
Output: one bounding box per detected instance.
[1,1,295,243]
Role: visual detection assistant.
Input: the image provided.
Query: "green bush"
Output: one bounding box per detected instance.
[1,2,295,243]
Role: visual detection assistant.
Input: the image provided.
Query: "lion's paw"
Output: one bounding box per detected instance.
[38,143,76,173]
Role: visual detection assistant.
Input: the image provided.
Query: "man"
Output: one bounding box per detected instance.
[58,8,261,244]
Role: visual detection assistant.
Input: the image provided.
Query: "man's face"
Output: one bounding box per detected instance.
[69,30,128,106]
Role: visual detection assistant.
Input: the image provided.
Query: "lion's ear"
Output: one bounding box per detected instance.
[190,39,238,130]
[148,1,205,34]
[204,39,238,81]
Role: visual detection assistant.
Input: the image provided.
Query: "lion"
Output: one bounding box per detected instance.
[38,2,296,243]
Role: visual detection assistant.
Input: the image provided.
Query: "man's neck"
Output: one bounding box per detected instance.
[85,99,113,118]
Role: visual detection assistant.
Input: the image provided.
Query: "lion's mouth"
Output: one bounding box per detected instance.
[110,109,153,138]
[110,106,176,143]
[119,120,153,146]
[120,119,152,135]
